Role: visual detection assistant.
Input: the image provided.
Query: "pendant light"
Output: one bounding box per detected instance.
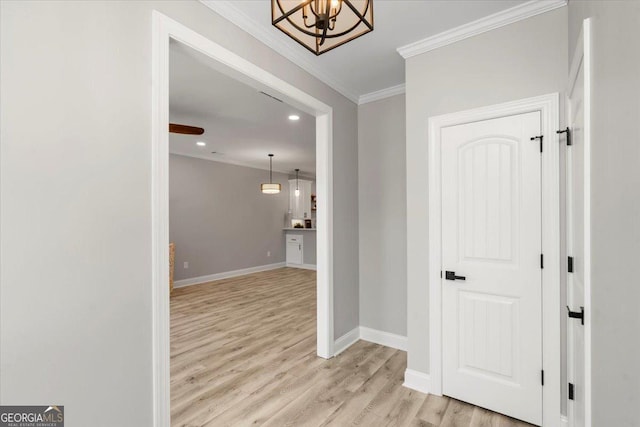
[271,0,374,56]
[294,168,300,197]
[261,154,281,194]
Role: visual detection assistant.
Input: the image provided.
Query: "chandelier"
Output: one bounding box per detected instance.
[271,0,374,56]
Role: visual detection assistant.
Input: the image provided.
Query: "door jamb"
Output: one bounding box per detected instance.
[427,93,561,426]
[151,11,334,427]
[566,18,592,427]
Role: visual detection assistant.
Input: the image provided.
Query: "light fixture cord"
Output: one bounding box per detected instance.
[270,156,273,183]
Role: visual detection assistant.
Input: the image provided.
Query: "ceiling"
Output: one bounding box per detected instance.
[169,42,316,175]
[170,1,558,172]
[202,0,527,101]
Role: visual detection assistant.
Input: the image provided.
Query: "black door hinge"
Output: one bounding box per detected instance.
[557,127,572,146]
[567,306,585,325]
[568,256,574,273]
[568,383,575,400]
[531,135,543,152]
[540,254,544,269]
[541,370,544,386]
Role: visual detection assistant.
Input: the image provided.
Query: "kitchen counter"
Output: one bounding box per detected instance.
[283,228,316,266]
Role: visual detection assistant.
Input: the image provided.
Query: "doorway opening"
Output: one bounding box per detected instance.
[167,39,319,425]
[151,11,334,426]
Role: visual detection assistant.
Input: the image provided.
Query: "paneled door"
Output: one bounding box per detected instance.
[567,18,592,427]
[441,111,543,425]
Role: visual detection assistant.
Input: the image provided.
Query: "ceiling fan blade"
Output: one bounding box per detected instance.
[169,123,205,135]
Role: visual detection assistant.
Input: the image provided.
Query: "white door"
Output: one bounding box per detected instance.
[441,111,543,425]
[567,18,591,427]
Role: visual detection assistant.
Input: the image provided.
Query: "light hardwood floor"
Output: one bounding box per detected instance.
[170,267,534,427]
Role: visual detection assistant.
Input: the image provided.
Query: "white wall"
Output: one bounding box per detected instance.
[405,6,567,380]
[170,155,290,281]
[568,2,640,425]
[0,1,358,424]
[358,94,407,337]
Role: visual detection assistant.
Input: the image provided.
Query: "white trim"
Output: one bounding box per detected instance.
[199,0,358,104]
[403,369,431,394]
[566,18,592,427]
[358,84,406,105]
[583,19,593,427]
[333,326,408,356]
[173,263,286,288]
[152,11,335,427]
[286,263,317,271]
[333,327,360,356]
[359,326,407,351]
[427,94,561,426]
[151,12,171,427]
[397,0,567,58]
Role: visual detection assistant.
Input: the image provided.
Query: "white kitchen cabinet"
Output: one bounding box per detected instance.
[286,234,303,265]
[288,179,313,219]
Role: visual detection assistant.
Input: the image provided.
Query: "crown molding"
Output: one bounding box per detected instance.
[199,0,360,104]
[358,83,406,105]
[397,0,567,59]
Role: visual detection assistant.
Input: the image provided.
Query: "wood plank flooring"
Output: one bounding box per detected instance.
[170,267,534,427]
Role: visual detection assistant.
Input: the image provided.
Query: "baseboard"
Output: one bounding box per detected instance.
[403,369,431,394]
[333,326,408,356]
[286,263,317,270]
[333,327,360,356]
[359,326,408,351]
[560,415,569,427]
[173,262,286,288]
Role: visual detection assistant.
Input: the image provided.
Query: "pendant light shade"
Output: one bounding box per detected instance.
[261,183,281,194]
[261,154,281,194]
[271,0,374,56]
[294,168,300,197]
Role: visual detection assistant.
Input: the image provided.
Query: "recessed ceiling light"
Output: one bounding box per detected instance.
[288,115,300,121]
[196,141,206,146]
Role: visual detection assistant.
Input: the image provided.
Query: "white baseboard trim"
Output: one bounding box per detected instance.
[333,327,360,356]
[403,369,431,394]
[560,415,569,427]
[333,326,408,357]
[286,263,317,270]
[359,326,408,351]
[173,262,286,288]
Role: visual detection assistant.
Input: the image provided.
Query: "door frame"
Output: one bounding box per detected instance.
[566,18,592,427]
[151,11,335,427]
[427,94,561,425]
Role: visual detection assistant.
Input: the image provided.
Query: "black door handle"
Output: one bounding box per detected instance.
[445,271,466,281]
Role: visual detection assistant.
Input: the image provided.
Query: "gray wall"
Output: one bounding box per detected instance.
[0,1,358,425]
[170,155,290,281]
[405,6,568,378]
[358,94,407,337]
[568,2,640,426]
